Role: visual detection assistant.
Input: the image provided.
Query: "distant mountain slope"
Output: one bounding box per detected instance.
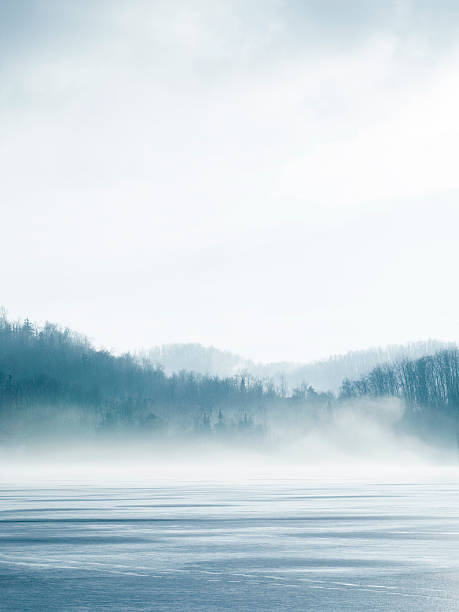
[144,340,456,393]
[146,344,245,378]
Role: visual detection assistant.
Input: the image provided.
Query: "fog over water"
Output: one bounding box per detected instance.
[3,366,459,611]
[2,396,455,485]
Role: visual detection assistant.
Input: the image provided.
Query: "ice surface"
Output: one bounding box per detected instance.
[1,470,459,610]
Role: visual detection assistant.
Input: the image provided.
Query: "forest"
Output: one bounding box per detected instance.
[0,314,331,443]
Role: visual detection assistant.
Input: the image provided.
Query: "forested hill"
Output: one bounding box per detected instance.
[2,313,457,449]
[339,349,459,444]
[145,340,453,393]
[0,315,331,441]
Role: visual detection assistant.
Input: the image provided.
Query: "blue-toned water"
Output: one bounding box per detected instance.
[2,472,459,611]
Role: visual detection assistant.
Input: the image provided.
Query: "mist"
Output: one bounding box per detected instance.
[1,395,453,489]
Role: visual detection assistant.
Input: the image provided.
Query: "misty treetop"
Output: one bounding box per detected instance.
[339,349,459,446]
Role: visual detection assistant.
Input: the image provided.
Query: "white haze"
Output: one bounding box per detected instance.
[2,397,454,486]
[2,1,459,362]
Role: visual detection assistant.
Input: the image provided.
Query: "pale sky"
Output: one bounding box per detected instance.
[2,0,459,362]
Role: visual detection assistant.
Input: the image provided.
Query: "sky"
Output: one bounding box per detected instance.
[2,0,459,363]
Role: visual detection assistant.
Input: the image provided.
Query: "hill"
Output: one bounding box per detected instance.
[144,340,454,393]
[0,314,329,443]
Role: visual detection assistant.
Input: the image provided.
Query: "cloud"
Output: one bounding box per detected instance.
[277,50,459,206]
[1,1,459,360]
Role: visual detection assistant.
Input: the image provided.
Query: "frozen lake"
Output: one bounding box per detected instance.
[2,469,459,611]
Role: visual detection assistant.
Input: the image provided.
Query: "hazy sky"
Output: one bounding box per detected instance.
[2,0,459,362]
